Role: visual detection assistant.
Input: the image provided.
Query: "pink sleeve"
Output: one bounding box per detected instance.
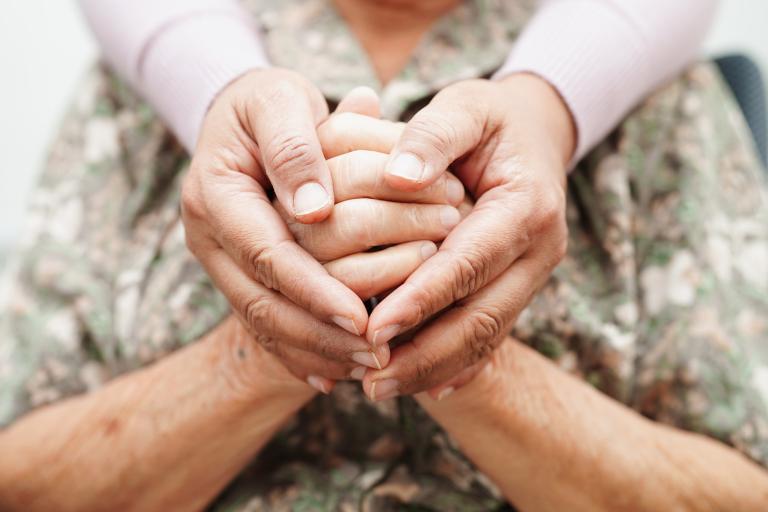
[494,0,718,165]
[78,0,270,152]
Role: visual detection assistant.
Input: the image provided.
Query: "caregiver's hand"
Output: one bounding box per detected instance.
[181,70,373,380]
[363,73,576,399]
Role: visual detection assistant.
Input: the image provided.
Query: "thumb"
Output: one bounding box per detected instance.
[385,85,487,191]
[252,73,332,224]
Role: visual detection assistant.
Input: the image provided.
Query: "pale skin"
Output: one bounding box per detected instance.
[2,97,768,512]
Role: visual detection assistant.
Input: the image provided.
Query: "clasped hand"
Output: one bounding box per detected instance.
[181,69,573,399]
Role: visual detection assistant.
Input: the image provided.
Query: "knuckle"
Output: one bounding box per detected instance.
[313,330,337,359]
[260,74,306,104]
[180,177,206,222]
[463,309,505,362]
[247,239,290,289]
[254,331,279,355]
[311,326,347,362]
[267,134,316,176]
[414,351,438,381]
[400,282,434,327]
[405,205,429,231]
[463,312,505,366]
[539,200,562,228]
[449,252,492,300]
[531,188,565,233]
[248,245,276,289]
[435,80,490,118]
[406,114,459,152]
[243,294,277,334]
[337,201,374,247]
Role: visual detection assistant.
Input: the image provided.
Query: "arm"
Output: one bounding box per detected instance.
[0,317,315,512]
[417,339,768,511]
[495,0,718,162]
[79,1,336,224]
[78,0,269,152]
[0,97,461,511]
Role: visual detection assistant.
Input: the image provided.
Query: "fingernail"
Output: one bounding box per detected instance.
[352,351,382,370]
[294,182,330,216]
[332,315,360,336]
[372,324,401,346]
[440,206,461,230]
[437,386,455,401]
[420,242,437,260]
[446,179,464,206]
[388,153,424,182]
[307,375,329,394]
[370,379,399,401]
[350,366,367,380]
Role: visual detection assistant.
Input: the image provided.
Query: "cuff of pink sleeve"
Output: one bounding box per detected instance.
[493,0,647,166]
[141,14,270,152]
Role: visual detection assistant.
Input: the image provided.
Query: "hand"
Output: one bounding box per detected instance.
[181,70,375,391]
[361,73,576,400]
[272,91,465,391]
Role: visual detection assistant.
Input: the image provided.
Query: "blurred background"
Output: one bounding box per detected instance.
[0,1,766,267]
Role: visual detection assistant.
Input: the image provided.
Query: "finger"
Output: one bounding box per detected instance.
[366,187,548,346]
[385,83,489,190]
[426,360,488,401]
[318,112,405,158]
[286,198,460,261]
[249,74,333,223]
[190,172,369,335]
[325,241,438,300]
[335,86,381,118]
[362,251,554,399]
[269,339,391,385]
[328,150,465,206]
[200,245,390,370]
[262,342,355,394]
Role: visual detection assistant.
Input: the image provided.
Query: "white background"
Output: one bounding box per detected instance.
[0,1,767,261]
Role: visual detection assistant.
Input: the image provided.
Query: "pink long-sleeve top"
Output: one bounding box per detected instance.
[79,0,718,162]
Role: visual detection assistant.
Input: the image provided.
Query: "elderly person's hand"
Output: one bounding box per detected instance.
[360,73,575,400]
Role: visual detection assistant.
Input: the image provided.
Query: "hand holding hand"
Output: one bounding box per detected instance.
[361,73,576,400]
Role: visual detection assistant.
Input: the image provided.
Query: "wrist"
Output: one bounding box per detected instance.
[417,340,525,434]
[209,317,316,408]
[496,73,576,169]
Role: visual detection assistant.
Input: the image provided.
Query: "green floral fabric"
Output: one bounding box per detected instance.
[1,1,767,510]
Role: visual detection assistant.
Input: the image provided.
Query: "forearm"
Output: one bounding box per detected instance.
[418,338,768,511]
[496,0,717,162]
[0,317,314,512]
